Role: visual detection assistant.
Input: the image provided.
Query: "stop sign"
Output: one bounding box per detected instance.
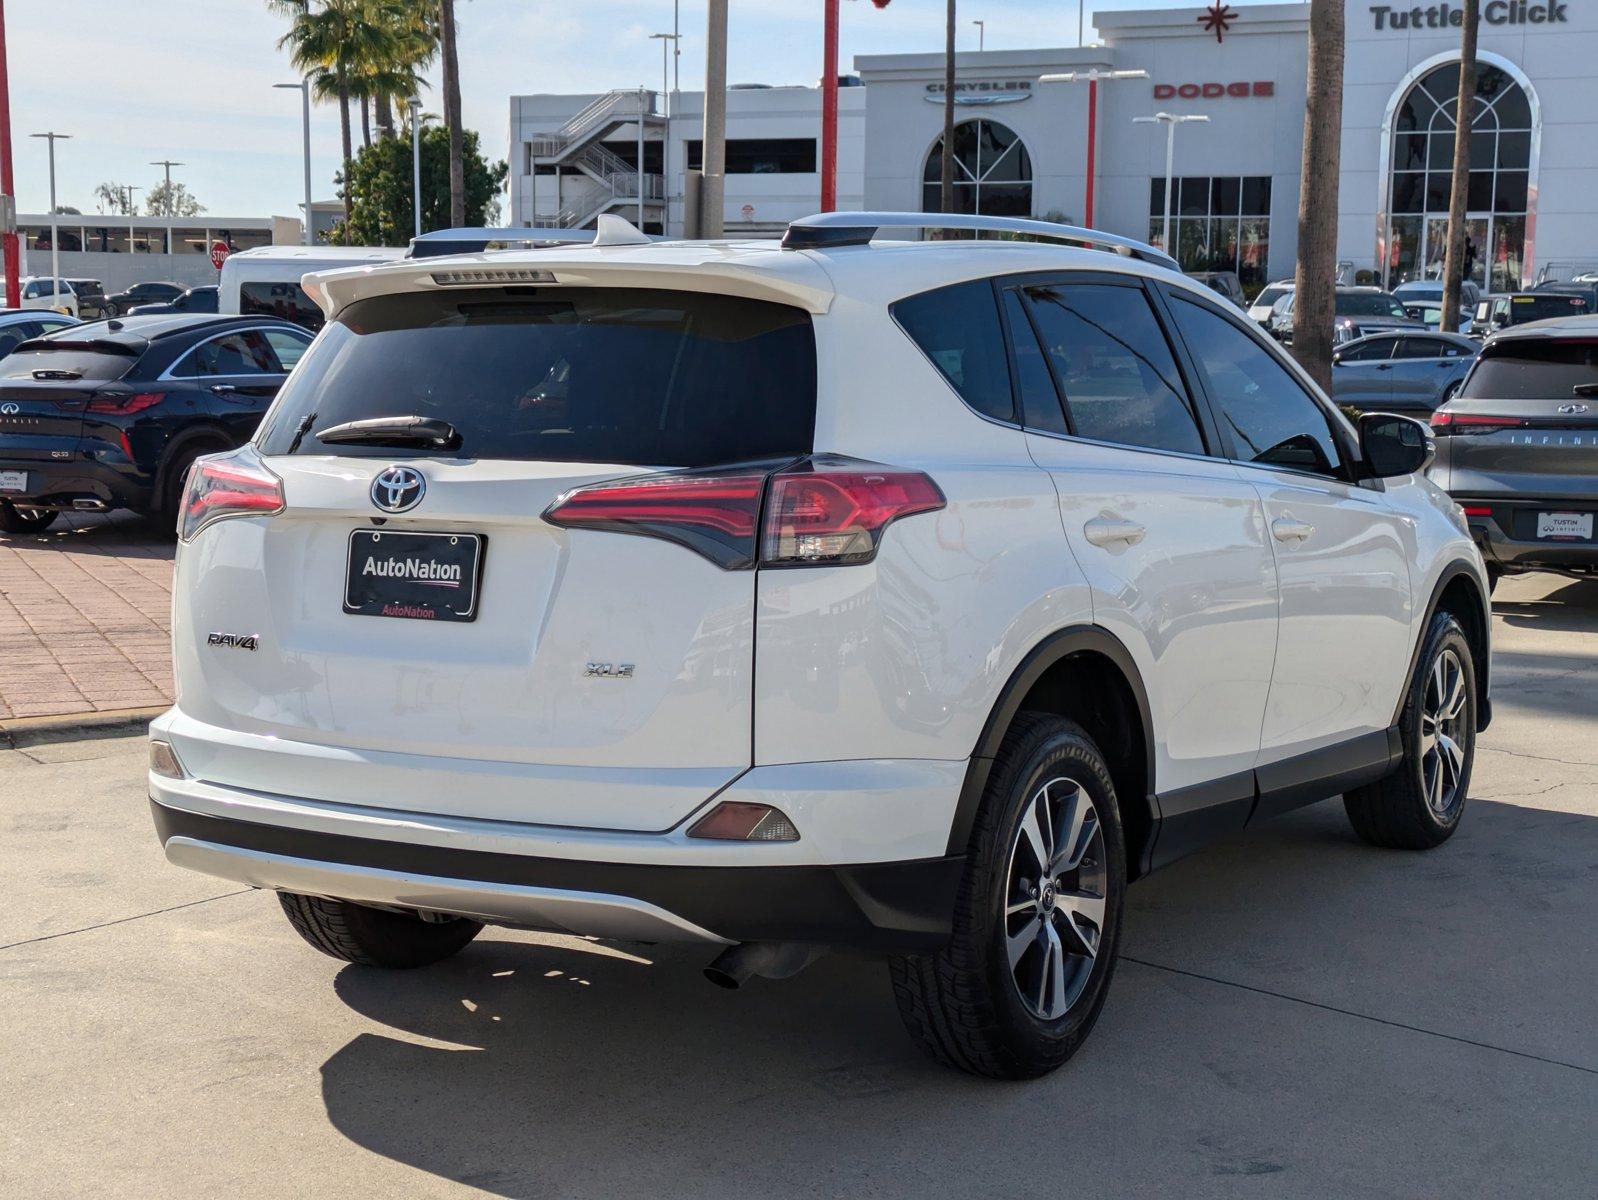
[209,240,231,271]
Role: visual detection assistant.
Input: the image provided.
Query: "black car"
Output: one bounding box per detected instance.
[65,278,109,320]
[128,285,219,317]
[102,280,184,318]
[0,315,313,533]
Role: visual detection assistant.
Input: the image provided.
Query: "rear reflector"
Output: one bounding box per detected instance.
[544,457,946,571]
[177,445,285,542]
[688,802,800,842]
[1461,505,1493,517]
[149,740,186,779]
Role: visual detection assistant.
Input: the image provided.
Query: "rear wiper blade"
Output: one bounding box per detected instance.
[314,415,461,449]
[1571,382,1598,396]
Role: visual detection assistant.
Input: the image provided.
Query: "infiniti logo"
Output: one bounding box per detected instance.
[1557,403,1589,415]
[0,403,19,415]
[371,465,425,513]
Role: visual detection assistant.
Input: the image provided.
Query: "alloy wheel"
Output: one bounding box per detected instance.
[1003,776,1108,1020]
[1420,647,1470,817]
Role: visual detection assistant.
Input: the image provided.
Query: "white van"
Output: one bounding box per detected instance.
[219,245,403,330]
[18,277,78,317]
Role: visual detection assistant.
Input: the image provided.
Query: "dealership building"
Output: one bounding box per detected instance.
[508,1,1590,290]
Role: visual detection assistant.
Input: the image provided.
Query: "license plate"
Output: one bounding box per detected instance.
[0,469,27,493]
[344,529,485,622]
[1536,512,1593,541]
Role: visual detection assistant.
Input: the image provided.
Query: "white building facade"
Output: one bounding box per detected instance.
[508,1,1594,290]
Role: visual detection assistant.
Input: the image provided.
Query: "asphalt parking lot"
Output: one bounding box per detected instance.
[4,572,1596,1198]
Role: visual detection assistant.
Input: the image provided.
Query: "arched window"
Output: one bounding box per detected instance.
[1383,61,1534,291]
[922,120,1032,216]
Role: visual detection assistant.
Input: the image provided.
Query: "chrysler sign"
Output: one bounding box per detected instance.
[924,80,1032,105]
[1370,2,1567,29]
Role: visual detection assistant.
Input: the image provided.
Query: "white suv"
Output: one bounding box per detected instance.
[148,213,1491,1079]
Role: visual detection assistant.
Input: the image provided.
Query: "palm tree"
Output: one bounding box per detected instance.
[439,0,465,228]
[1441,0,1481,332]
[1290,0,1345,390]
[357,1,437,140]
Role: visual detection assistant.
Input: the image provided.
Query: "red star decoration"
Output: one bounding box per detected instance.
[1199,2,1237,42]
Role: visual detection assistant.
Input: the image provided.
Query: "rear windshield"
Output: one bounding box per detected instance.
[1336,293,1406,318]
[1463,340,1598,400]
[1511,293,1591,321]
[256,286,817,467]
[0,344,136,382]
[1255,285,1289,308]
[240,281,325,331]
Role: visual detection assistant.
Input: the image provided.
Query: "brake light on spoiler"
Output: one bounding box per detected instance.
[543,457,946,569]
[177,445,285,542]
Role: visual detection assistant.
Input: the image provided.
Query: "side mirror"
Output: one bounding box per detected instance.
[1359,412,1434,478]
[1492,312,1509,328]
[1330,349,1344,365]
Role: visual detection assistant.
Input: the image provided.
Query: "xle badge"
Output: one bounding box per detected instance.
[584,662,634,679]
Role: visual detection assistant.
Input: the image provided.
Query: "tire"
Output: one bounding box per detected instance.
[1484,564,1500,595]
[0,501,59,534]
[155,443,219,536]
[278,892,482,969]
[1344,612,1476,850]
[890,713,1126,1079]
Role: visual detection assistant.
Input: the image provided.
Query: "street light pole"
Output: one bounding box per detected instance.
[1134,111,1210,254]
[149,158,183,255]
[274,79,313,245]
[651,33,679,233]
[1039,69,1147,229]
[29,132,69,299]
[973,19,985,51]
[408,97,423,238]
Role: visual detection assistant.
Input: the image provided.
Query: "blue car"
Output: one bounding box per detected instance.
[1331,331,1479,416]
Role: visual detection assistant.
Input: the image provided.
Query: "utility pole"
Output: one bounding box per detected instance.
[941,0,956,213]
[973,19,985,51]
[701,0,728,237]
[822,0,839,212]
[637,86,646,228]
[1134,112,1209,253]
[409,97,423,238]
[1441,0,1480,329]
[274,79,313,245]
[31,132,69,296]
[0,0,19,307]
[149,158,183,255]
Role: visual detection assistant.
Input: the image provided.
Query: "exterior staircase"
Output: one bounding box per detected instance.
[528,90,666,230]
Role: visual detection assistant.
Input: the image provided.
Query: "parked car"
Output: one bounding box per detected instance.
[143,211,1490,1080]
[1474,290,1592,334]
[1331,331,1478,416]
[1188,270,1245,307]
[0,310,79,359]
[0,314,312,533]
[1393,279,1480,331]
[65,278,109,320]
[18,276,77,316]
[1247,279,1293,327]
[128,285,219,317]
[1431,314,1598,589]
[221,244,404,331]
[102,280,184,318]
[1529,279,1598,312]
[1270,286,1424,345]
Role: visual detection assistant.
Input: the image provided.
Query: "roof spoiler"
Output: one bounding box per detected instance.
[780,211,1180,272]
[406,226,599,259]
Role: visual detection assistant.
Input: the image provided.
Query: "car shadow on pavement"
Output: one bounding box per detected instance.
[0,509,173,557]
[1491,577,1598,632]
[314,797,1598,1198]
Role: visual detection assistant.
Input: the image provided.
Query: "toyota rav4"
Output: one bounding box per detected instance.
[147,213,1491,1079]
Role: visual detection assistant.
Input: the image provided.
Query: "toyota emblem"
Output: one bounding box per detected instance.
[371,465,426,513]
[0,402,19,415]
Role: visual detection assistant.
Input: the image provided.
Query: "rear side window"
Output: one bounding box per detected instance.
[892,280,1015,423]
[1002,289,1066,434]
[257,286,817,468]
[1463,340,1598,400]
[172,331,279,377]
[1339,339,1396,363]
[1024,282,1206,456]
[240,281,324,331]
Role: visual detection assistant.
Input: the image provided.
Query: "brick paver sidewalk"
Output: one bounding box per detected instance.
[0,513,174,721]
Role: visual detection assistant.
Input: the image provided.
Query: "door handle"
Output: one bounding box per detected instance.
[1083,517,1146,548]
[1376,363,1392,371]
[1271,517,1315,544]
[209,384,237,396]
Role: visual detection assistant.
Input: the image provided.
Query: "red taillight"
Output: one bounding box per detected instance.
[87,391,163,414]
[1461,505,1493,517]
[1429,411,1526,435]
[542,458,946,570]
[177,446,284,541]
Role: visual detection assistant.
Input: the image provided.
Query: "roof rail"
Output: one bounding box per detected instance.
[780,211,1179,271]
[406,227,598,259]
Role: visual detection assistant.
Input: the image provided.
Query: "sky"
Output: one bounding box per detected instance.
[3,0,1225,220]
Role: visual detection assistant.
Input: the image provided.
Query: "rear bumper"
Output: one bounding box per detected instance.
[150,797,963,950]
[0,453,149,512]
[1460,500,1598,571]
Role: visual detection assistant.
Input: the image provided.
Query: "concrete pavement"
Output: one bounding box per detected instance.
[3,574,1595,1197]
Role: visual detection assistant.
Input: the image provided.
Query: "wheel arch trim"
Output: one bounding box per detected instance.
[1397,559,1492,730]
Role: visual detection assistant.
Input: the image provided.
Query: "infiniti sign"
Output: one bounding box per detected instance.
[0,403,19,415]
[371,465,426,513]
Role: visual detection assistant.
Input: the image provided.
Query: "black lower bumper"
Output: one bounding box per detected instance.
[150,800,964,951]
[0,455,150,512]
[1465,504,1598,572]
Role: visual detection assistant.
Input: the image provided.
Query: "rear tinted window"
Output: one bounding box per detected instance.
[892,280,1015,423]
[257,286,817,467]
[0,345,135,382]
[1255,286,1289,309]
[1463,340,1598,399]
[240,281,324,331]
[1336,292,1407,318]
[1511,293,1591,321]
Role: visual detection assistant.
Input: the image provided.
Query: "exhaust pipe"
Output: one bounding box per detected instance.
[71,499,107,512]
[703,942,827,990]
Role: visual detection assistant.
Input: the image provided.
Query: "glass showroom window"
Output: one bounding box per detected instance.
[1383,62,1533,292]
[1148,176,1271,287]
[922,120,1033,217]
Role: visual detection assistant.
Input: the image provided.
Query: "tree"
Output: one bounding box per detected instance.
[53,205,81,215]
[439,0,465,228]
[144,181,206,218]
[94,181,136,215]
[940,0,956,214]
[1290,0,1345,391]
[362,3,436,139]
[332,121,505,246]
[1441,0,1481,332]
